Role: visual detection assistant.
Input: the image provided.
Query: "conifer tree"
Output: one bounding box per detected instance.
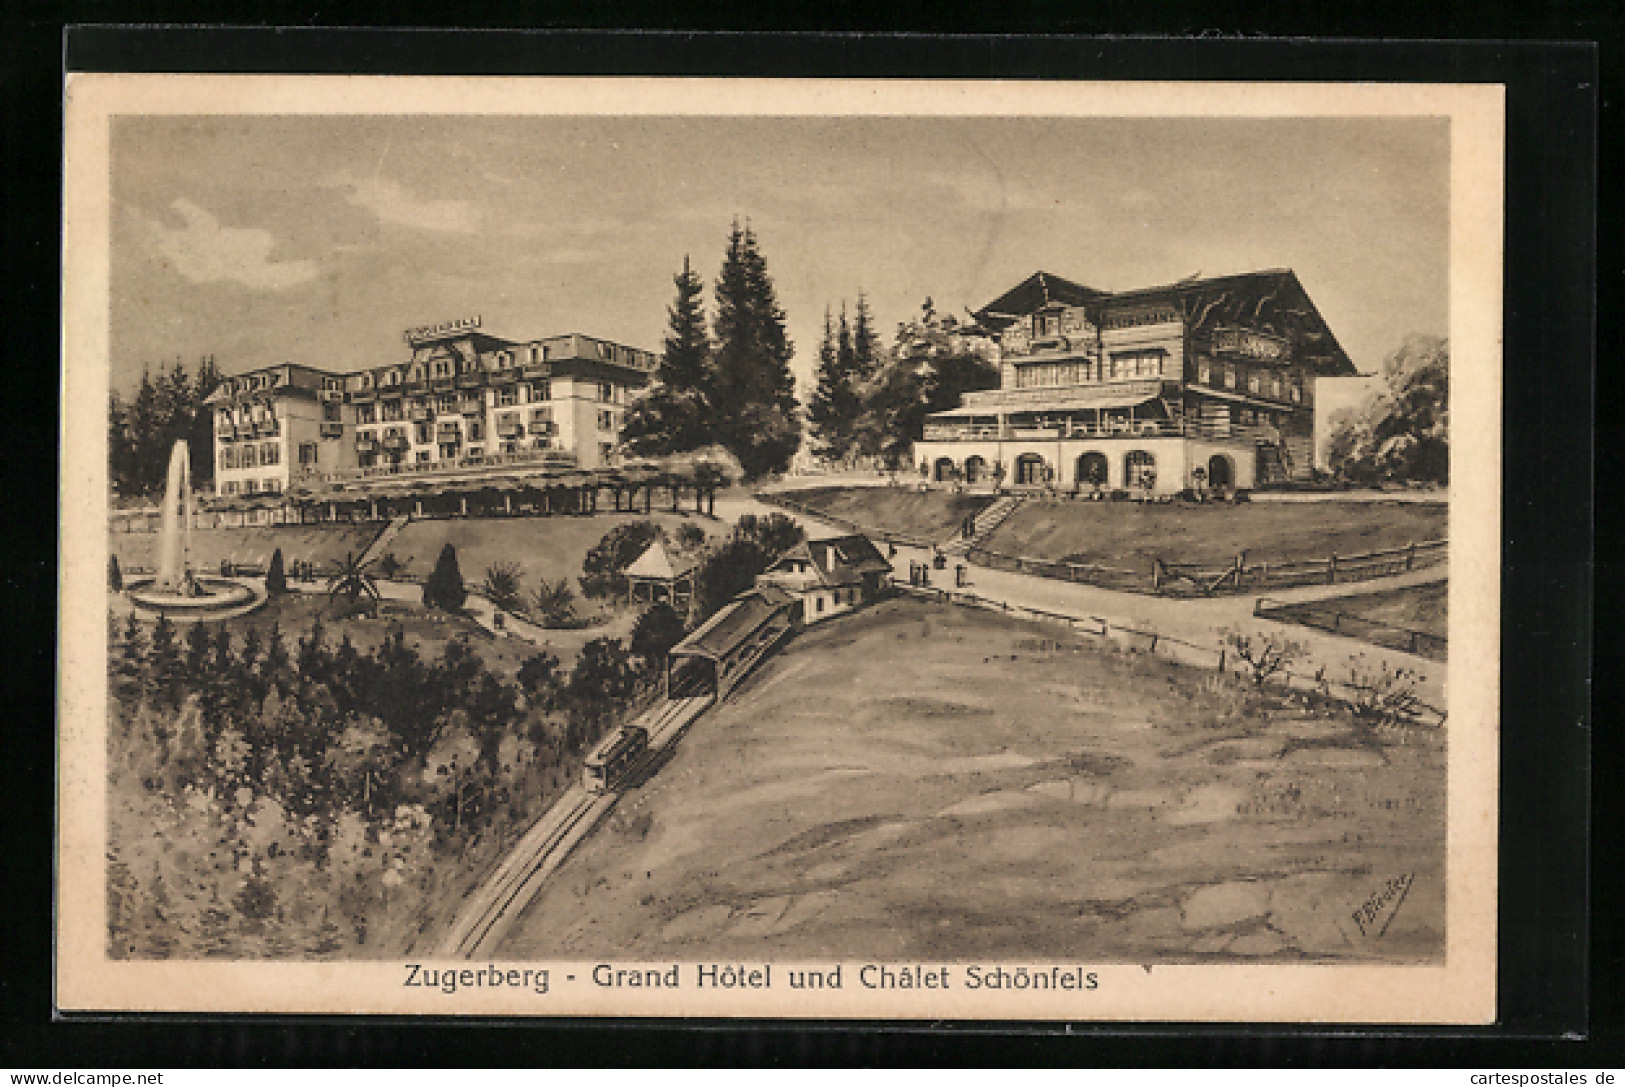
[265,549,287,595]
[708,220,801,479]
[808,304,863,463]
[621,256,713,456]
[423,544,467,612]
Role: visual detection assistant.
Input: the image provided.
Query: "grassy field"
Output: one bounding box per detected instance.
[109,523,384,575]
[985,499,1446,570]
[785,486,994,542]
[1264,582,1449,660]
[386,512,726,593]
[504,597,1444,964]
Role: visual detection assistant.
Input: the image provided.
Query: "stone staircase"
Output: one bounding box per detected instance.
[358,514,411,569]
[942,495,1023,557]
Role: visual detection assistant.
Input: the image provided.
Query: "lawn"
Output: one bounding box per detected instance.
[781,486,994,542]
[985,498,1446,570]
[504,597,1445,964]
[385,511,726,595]
[108,522,384,576]
[1263,582,1449,661]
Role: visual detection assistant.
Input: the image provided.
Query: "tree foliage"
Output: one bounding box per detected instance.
[109,356,222,498]
[105,607,649,959]
[851,298,1001,467]
[629,603,687,671]
[580,521,664,599]
[265,549,287,595]
[624,224,801,480]
[422,544,466,612]
[1325,335,1448,485]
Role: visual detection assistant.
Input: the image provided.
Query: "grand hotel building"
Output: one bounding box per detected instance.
[204,317,657,502]
[913,269,1358,495]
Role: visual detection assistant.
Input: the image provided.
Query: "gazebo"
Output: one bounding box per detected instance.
[623,539,698,609]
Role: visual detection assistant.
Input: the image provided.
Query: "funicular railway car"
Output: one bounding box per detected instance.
[582,724,649,793]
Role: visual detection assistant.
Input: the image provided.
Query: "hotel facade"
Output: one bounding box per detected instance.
[204,317,657,502]
[913,270,1357,496]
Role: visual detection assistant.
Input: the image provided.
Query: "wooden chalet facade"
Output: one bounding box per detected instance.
[913,269,1357,496]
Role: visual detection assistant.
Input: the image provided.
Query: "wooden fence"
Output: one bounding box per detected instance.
[960,538,1447,597]
[892,582,1446,728]
[1254,595,1447,662]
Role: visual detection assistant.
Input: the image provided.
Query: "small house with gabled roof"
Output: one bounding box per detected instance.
[755,533,892,625]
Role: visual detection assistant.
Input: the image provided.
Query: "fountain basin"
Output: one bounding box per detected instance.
[127,577,265,620]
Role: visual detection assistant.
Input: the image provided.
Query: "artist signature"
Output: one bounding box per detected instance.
[1351,872,1415,937]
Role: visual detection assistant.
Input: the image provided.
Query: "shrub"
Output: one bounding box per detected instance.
[1222,628,1305,687]
[630,602,687,671]
[265,549,287,595]
[374,552,401,580]
[581,521,664,599]
[482,562,524,614]
[422,544,466,612]
[109,554,123,592]
[734,512,805,556]
[1344,654,1428,729]
[530,578,578,628]
[673,522,708,553]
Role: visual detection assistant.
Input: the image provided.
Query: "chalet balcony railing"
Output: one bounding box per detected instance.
[459,399,484,415]
[319,422,345,438]
[920,419,1285,444]
[350,388,377,403]
[456,373,484,390]
[409,406,433,422]
[528,420,555,435]
[254,418,281,437]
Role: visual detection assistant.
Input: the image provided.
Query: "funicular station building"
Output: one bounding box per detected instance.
[913,270,1357,497]
[203,317,667,524]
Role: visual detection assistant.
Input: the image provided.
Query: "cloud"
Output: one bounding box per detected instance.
[146,199,319,290]
[328,172,478,233]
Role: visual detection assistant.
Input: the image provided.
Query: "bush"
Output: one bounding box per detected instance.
[265,549,287,595]
[1344,654,1429,729]
[1222,628,1305,687]
[109,554,123,592]
[374,552,401,580]
[530,578,579,628]
[482,562,524,614]
[630,603,687,670]
[422,544,466,611]
[581,521,664,599]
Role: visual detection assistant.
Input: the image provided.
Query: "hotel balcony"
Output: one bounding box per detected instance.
[299,445,579,486]
[429,376,456,393]
[459,399,484,416]
[521,363,550,381]
[409,406,433,422]
[319,422,345,438]
[254,418,281,437]
[403,379,428,395]
[528,420,555,436]
[382,435,410,452]
[355,436,378,454]
[497,422,524,439]
[920,418,1282,444]
[318,388,344,403]
[456,372,484,390]
[350,388,377,403]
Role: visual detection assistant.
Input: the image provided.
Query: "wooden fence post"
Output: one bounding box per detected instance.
[1406,542,1416,571]
[1152,558,1163,592]
[1327,553,1338,584]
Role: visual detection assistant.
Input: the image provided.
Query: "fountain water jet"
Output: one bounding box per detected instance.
[126,439,259,619]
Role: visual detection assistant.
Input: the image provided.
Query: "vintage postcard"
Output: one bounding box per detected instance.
[59,75,1502,1021]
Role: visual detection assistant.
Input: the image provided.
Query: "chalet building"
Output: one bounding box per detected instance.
[204,316,657,501]
[913,270,1357,496]
[755,533,892,625]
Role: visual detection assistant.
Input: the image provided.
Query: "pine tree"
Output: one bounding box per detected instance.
[709,219,801,479]
[108,554,123,592]
[851,292,880,383]
[621,256,712,457]
[265,549,287,595]
[808,304,863,463]
[423,544,467,612]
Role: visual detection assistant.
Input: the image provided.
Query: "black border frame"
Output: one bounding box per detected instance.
[4,26,1602,1066]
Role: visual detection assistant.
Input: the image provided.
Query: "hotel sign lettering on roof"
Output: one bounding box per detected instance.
[404,316,482,346]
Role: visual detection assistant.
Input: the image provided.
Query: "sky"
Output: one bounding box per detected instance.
[108,114,1449,397]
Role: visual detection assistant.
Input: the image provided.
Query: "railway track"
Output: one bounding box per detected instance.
[437,694,715,958]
